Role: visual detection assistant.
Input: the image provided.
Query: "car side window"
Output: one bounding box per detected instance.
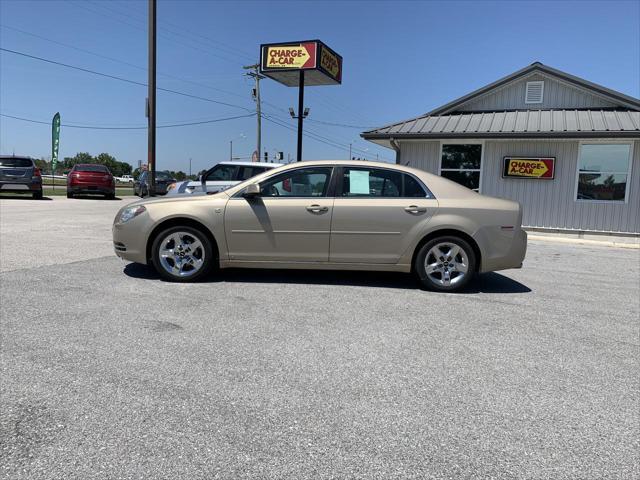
[403,173,428,197]
[341,168,402,197]
[260,167,332,197]
[206,165,237,181]
[238,166,267,181]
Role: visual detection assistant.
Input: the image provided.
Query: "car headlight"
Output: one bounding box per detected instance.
[118,205,146,224]
[167,182,176,191]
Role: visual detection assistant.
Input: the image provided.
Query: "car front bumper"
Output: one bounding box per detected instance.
[112,220,150,265]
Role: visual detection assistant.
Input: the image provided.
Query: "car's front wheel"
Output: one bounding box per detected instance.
[151,226,214,282]
[415,236,476,292]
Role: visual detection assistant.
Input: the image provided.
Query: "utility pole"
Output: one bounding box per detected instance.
[189,157,192,177]
[229,140,232,161]
[243,64,265,162]
[147,0,157,196]
[349,143,352,160]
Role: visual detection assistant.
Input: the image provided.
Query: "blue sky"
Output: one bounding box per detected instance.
[1,0,638,173]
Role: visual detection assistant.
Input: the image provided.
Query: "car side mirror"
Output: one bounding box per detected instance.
[243,183,261,197]
[200,174,207,193]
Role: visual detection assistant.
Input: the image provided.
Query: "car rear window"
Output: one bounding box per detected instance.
[75,164,109,173]
[0,157,33,168]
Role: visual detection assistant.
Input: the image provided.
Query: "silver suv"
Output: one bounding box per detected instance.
[0,156,43,199]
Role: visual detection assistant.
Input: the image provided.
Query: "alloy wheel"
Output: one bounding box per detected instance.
[424,241,469,287]
[158,231,205,278]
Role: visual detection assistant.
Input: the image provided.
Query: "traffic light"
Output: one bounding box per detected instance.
[264,151,268,162]
[275,152,284,161]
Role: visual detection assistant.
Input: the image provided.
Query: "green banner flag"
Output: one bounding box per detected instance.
[52,112,60,174]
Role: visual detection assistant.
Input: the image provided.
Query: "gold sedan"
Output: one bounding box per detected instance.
[113,161,527,292]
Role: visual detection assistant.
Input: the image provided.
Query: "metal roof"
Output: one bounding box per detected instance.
[362,110,640,139]
[426,62,640,116]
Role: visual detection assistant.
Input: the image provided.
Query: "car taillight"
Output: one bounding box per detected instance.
[33,168,41,177]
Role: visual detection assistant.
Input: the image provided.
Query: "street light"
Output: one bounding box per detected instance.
[229,133,246,161]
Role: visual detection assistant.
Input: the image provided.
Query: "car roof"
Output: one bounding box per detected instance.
[0,155,33,160]
[222,159,480,200]
[217,161,282,167]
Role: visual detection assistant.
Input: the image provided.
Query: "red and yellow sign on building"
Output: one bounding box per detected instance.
[260,40,342,87]
[503,157,556,179]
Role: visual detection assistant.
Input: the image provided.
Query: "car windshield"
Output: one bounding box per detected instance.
[156,171,173,180]
[75,165,108,173]
[206,164,236,181]
[0,157,32,168]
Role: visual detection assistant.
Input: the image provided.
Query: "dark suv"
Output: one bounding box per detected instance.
[0,156,43,199]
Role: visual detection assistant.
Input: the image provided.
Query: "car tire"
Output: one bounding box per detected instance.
[414,236,476,292]
[66,191,73,199]
[106,192,116,200]
[33,190,43,200]
[151,226,214,282]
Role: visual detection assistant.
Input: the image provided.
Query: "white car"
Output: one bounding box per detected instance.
[117,175,134,183]
[166,161,282,196]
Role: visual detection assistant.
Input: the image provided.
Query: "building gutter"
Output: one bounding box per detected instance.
[362,131,640,141]
[389,137,401,164]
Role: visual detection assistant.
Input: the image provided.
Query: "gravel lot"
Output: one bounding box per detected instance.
[1,197,638,479]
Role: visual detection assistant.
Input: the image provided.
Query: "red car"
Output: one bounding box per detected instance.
[67,164,116,199]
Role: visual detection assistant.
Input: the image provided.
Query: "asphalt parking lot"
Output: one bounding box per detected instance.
[1,197,638,479]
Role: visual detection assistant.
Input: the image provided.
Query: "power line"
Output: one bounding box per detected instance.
[0,112,255,130]
[68,0,246,67]
[261,114,384,160]
[306,118,375,129]
[84,0,256,62]
[0,47,253,111]
[0,24,251,102]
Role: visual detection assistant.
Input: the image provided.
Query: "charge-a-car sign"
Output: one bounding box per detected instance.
[260,40,342,87]
[503,157,555,179]
[264,43,317,69]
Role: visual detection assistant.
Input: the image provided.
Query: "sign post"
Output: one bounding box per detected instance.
[260,40,342,162]
[297,70,305,162]
[51,112,60,191]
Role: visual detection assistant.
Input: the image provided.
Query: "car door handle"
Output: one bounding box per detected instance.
[404,205,427,214]
[306,204,328,213]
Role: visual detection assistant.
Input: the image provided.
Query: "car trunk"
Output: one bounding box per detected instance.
[72,171,111,184]
[0,158,34,180]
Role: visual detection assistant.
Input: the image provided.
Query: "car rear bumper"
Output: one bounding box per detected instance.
[477,228,527,273]
[69,185,115,195]
[0,180,42,192]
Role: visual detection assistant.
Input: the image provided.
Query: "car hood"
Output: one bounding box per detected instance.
[130,190,229,208]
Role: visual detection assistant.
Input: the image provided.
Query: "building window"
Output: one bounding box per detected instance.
[576,143,632,202]
[440,144,482,191]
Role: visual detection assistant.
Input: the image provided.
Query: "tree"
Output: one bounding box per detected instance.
[35,157,49,172]
[63,152,93,170]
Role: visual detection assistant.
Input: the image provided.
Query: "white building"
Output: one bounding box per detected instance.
[362,62,639,234]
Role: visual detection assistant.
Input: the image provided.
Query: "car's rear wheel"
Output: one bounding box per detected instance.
[105,192,115,200]
[33,190,43,200]
[151,226,213,282]
[66,191,73,199]
[415,236,476,292]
